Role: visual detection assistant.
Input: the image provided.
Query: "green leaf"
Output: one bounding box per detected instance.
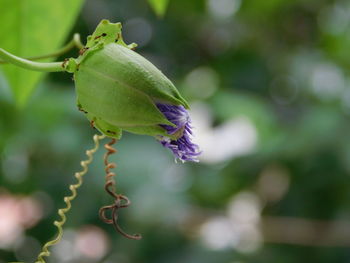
[0,0,84,107]
[148,0,170,17]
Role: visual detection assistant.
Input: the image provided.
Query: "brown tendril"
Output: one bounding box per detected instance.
[99,138,142,240]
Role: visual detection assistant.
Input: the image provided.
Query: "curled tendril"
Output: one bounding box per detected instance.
[35,134,105,263]
[99,138,142,240]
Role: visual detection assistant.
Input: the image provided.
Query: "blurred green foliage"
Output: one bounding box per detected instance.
[148,0,170,17]
[1,0,350,262]
[0,0,84,106]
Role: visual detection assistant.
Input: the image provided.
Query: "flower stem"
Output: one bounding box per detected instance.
[0,33,84,72]
[0,48,66,72]
[0,33,83,64]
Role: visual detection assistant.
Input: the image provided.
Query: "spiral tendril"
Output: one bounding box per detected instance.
[99,138,142,240]
[34,134,105,263]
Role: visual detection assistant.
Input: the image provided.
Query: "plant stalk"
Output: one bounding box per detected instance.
[0,48,66,72]
[0,33,84,72]
[0,33,83,64]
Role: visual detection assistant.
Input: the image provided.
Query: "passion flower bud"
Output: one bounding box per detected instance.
[67,20,200,162]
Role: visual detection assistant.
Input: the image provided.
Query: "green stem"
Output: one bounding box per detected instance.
[0,33,84,72]
[0,48,65,72]
[0,33,83,64]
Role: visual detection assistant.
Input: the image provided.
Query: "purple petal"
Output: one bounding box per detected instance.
[156,103,201,162]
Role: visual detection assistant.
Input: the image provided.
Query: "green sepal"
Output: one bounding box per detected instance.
[82,109,123,139]
[122,125,170,138]
[65,58,78,73]
[76,43,189,109]
[71,19,137,72]
[85,19,137,50]
[75,62,175,128]
[78,101,172,139]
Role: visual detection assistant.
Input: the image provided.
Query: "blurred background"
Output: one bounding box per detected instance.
[2,0,350,262]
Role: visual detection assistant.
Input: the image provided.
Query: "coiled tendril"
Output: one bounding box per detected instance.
[34,134,105,263]
[99,138,142,240]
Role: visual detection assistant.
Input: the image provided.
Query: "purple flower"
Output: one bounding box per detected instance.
[156,103,201,162]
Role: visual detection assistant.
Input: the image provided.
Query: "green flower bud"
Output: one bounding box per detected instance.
[66,19,189,139]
